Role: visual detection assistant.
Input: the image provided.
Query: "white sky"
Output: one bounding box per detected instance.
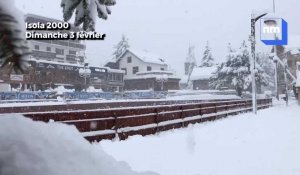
[14,0,300,76]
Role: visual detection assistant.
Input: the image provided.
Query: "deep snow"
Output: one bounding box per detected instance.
[0,114,158,175]
[100,100,300,175]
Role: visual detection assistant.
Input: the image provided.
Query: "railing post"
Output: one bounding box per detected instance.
[198,104,202,116]
[155,108,160,134]
[113,112,119,141]
[180,106,185,127]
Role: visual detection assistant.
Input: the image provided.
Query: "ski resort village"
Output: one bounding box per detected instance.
[0,0,300,175]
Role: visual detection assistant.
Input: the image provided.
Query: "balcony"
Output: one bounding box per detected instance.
[32,50,56,59]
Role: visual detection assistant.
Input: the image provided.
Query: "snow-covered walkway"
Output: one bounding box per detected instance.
[100,100,300,175]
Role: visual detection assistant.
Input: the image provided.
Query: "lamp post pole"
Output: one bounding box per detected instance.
[250,13,268,114]
[250,16,257,114]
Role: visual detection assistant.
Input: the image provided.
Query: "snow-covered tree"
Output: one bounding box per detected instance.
[112,35,130,59]
[61,0,116,31]
[211,41,269,96]
[256,52,275,92]
[210,43,236,91]
[200,41,214,67]
[0,0,30,73]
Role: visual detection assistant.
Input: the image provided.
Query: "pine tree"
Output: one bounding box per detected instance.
[210,43,235,91]
[211,41,269,96]
[61,0,116,31]
[210,42,251,96]
[0,0,30,73]
[200,41,214,67]
[112,35,130,59]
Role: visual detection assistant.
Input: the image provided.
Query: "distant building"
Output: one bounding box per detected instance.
[181,46,197,89]
[274,36,300,96]
[25,14,86,65]
[0,58,124,92]
[190,66,216,90]
[0,14,124,92]
[124,71,180,91]
[105,49,180,91]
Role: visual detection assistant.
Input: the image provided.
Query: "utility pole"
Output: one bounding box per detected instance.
[273,46,279,100]
[251,15,257,114]
[250,12,268,114]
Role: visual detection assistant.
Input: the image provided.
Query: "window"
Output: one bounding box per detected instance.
[69,50,77,55]
[127,57,132,63]
[132,66,139,74]
[147,66,152,71]
[46,47,51,52]
[161,67,165,71]
[121,68,127,75]
[55,48,64,55]
[34,45,39,50]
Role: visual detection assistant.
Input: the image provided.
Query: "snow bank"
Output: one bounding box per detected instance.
[0,115,158,175]
[100,100,300,175]
[86,86,103,93]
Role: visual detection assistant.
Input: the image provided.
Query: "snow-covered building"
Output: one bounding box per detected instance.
[0,14,126,92]
[25,14,86,65]
[274,36,300,96]
[190,66,216,90]
[105,49,180,91]
[0,58,125,92]
[296,62,300,102]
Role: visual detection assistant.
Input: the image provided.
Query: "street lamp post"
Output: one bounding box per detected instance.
[250,13,267,114]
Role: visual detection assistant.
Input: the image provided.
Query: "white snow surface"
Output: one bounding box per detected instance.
[100,100,300,175]
[127,49,166,65]
[0,115,158,175]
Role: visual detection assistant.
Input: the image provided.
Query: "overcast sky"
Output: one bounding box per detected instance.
[15,0,300,76]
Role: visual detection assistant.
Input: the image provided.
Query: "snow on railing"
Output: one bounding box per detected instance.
[21,98,273,142]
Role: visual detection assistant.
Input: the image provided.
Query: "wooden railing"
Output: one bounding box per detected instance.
[21,98,272,142]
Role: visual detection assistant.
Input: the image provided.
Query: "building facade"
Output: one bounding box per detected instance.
[25,14,85,65]
[106,49,180,91]
[0,14,124,92]
[0,59,124,92]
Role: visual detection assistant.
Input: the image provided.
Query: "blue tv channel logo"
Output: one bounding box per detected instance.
[260,18,288,45]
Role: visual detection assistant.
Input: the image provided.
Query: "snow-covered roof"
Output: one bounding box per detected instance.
[190,66,216,81]
[290,49,300,55]
[126,71,180,80]
[106,49,167,66]
[136,70,173,76]
[127,49,166,65]
[28,57,83,67]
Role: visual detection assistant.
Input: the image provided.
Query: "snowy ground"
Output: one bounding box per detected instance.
[0,114,158,175]
[100,100,300,175]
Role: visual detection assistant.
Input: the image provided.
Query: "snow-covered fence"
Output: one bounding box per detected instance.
[22,99,272,142]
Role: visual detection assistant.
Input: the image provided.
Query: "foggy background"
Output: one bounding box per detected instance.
[15,0,300,76]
